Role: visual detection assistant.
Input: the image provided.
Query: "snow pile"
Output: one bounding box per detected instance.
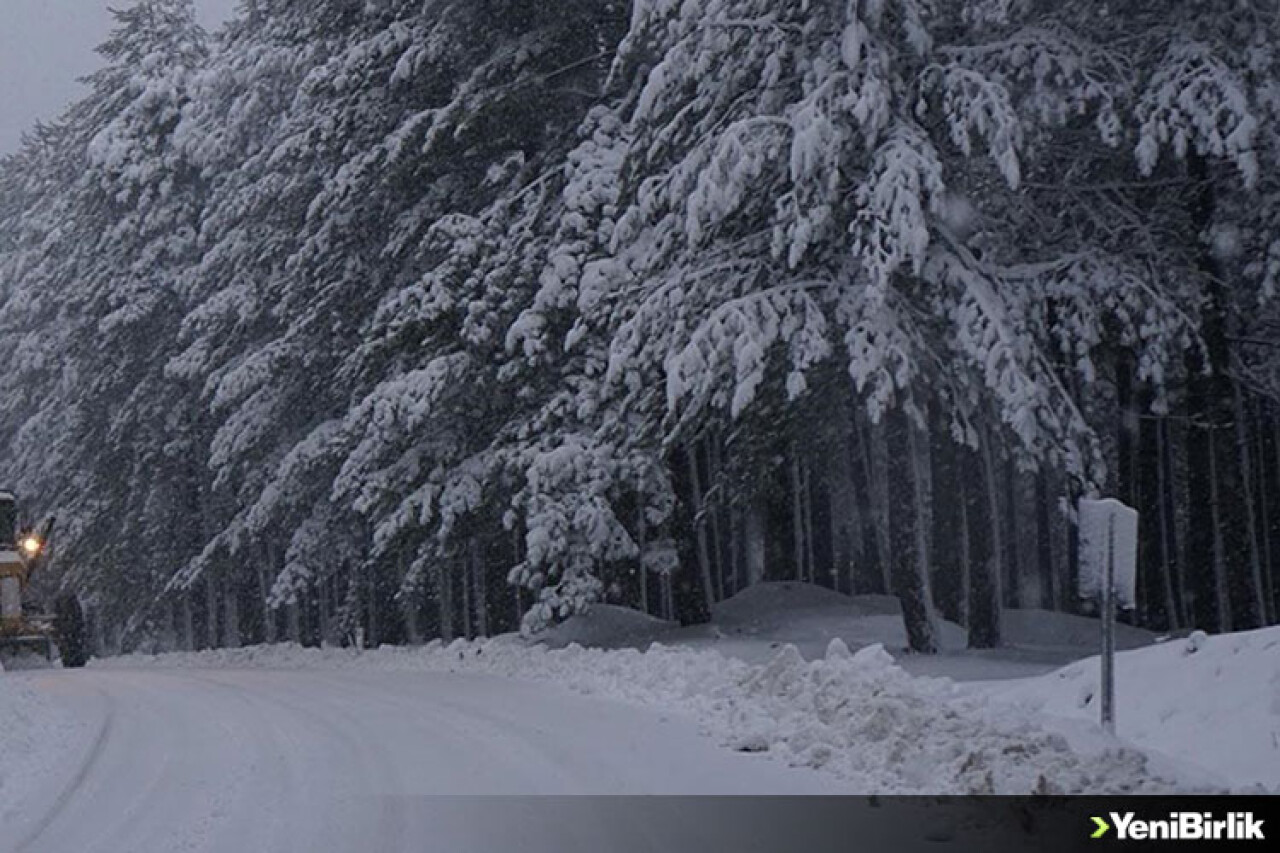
[93,636,1205,794]
[981,626,1280,792]
[537,603,678,650]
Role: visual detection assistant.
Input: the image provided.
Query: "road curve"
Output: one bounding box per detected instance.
[3,668,843,853]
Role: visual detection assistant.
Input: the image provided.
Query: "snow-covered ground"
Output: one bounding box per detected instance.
[980,626,1280,792]
[87,635,1201,795]
[3,583,1272,852]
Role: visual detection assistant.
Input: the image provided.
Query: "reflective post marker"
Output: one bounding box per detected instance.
[1101,512,1115,734]
[1078,498,1138,737]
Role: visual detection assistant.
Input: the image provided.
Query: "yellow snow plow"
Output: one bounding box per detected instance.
[0,491,73,668]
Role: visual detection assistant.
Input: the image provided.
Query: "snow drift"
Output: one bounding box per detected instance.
[984,626,1280,791]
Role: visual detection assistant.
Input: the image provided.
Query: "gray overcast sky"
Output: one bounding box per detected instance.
[0,0,239,154]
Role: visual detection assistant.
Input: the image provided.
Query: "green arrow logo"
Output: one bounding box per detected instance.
[1091,816,1111,839]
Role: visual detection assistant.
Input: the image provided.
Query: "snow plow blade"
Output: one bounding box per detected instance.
[0,632,56,669]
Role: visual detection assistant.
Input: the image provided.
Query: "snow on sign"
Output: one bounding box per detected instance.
[1077,498,1139,609]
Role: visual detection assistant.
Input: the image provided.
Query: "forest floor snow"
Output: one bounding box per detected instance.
[538,581,1159,681]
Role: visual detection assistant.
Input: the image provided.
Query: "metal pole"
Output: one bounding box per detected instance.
[1101,513,1116,734]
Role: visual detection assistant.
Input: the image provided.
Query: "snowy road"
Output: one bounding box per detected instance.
[2,668,842,853]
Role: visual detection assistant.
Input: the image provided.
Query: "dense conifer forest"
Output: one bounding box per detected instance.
[2,0,1278,654]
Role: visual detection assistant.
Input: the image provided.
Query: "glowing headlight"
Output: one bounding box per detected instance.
[21,536,41,557]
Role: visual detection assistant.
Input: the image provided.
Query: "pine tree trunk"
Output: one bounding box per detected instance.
[827,429,858,595]
[286,601,301,644]
[744,498,766,588]
[459,552,473,640]
[1208,430,1234,631]
[842,428,866,595]
[181,594,195,651]
[223,578,241,649]
[636,499,649,614]
[885,409,938,653]
[969,425,1004,648]
[802,460,816,585]
[662,570,675,621]
[1254,402,1276,624]
[1233,381,1268,627]
[1167,419,1192,626]
[860,419,893,594]
[471,539,489,638]
[957,467,972,628]
[204,573,218,650]
[1035,470,1056,611]
[707,433,727,601]
[1003,456,1022,608]
[685,442,716,613]
[1155,418,1182,629]
[367,562,381,648]
[790,444,805,582]
[319,574,334,646]
[259,545,278,645]
[403,591,422,645]
[436,563,455,642]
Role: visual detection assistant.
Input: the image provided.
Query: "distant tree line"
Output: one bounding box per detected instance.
[0,0,1278,654]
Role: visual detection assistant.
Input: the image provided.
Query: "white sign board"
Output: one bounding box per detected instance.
[1078,498,1138,609]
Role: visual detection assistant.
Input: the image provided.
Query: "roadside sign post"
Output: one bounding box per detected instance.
[1078,498,1138,736]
